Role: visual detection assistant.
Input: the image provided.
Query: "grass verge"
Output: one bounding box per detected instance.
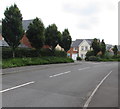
[2,57,74,69]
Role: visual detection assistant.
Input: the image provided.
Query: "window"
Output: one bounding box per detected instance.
[85,46,88,50]
[81,54,83,59]
[73,47,77,51]
[81,46,84,50]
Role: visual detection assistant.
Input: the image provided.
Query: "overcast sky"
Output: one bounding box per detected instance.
[0,0,119,45]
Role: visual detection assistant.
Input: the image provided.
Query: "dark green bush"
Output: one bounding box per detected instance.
[112,55,120,59]
[2,47,67,59]
[85,51,94,61]
[77,57,82,61]
[88,56,100,61]
[2,57,74,68]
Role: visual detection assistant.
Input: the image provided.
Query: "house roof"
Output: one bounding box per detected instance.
[22,20,33,31]
[0,40,9,47]
[71,39,93,47]
[18,43,29,48]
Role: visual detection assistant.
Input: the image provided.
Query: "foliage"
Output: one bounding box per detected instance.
[91,38,101,56]
[77,57,82,61]
[45,24,60,50]
[2,57,74,68]
[112,45,118,55]
[2,47,67,59]
[101,39,106,56]
[26,17,45,50]
[59,29,72,52]
[85,50,94,60]
[112,54,120,59]
[2,4,24,57]
[88,56,100,62]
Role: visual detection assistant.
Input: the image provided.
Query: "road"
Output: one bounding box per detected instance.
[1,61,118,107]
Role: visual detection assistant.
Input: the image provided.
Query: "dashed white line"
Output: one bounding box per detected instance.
[78,67,90,71]
[0,81,35,93]
[49,71,71,78]
[83,71,112,108]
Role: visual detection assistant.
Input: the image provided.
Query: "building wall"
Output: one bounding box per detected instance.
[55,44,64,51]
[79,40,91,59]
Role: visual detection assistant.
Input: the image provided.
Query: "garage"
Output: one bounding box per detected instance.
[72,54,77,60]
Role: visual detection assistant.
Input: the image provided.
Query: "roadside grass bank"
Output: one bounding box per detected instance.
[2,57,74,69]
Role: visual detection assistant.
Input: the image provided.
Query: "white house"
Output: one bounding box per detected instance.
[67,39,93,60]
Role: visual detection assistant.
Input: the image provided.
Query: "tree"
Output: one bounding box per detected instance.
[45,24,60,51]
[113,45,118,55]
[91,38,101,56]
[60,29,72,52]
[101,39,106,56]
[2,4,24,57]
[26,17,45,50]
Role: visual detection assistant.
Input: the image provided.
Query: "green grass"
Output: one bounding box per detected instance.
[2,57,74,69]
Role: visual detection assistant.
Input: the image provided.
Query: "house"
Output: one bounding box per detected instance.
[55,44,64,51]
[20,19,64,51]
[0,34,9,47]
[67,39,93,60]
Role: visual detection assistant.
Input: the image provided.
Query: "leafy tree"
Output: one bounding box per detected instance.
[113,45,118,55]
[101,39,106,56]
[59,29,72,52]
[91,38,101,56]
[26,17,45,50]
[2,4,24,57]
[45,24,60,51]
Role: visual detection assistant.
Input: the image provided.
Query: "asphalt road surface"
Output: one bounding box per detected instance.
[1,61,118,107]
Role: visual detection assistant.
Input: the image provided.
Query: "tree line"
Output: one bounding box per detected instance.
[2,4,72,57]
[86,38,118,61]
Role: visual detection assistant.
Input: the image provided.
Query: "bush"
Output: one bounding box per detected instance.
[2,47,67,59]
[85,51,94,61]
[77,57,82,61]
[112,55,120,59]
[2,57,74,68]
[88,56,100,62]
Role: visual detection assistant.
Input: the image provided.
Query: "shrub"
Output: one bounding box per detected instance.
[77,57,82,61]
[85,51,94,61]
[88,56,100,62]
[2,47,67,59]
[112,55,120,59]
[2,57,74,68]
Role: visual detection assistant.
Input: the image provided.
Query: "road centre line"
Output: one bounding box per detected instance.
[78,67,90,71]
[0,81,35,93]
[49,71,71,78]
[83,71,112,108]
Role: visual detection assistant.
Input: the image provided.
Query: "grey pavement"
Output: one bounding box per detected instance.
[1,61,118,107]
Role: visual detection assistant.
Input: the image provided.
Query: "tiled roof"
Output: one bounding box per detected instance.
[0,40,9,47]
[71,39,93,47]
[22,20,33,31]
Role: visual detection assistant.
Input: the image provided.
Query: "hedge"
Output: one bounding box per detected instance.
[2,57,74,68]
[2,47,67,59]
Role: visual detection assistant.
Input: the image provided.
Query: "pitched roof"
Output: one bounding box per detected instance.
[0,40,9,47]
[71,39,93,47]
[22,20,33,31]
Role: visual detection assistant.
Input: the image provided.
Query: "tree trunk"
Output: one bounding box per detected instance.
[12,47,15,58]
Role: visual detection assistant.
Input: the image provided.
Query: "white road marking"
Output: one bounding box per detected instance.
[0,81,35,93]
[78,67,90,71]
[49,71,71,78]
[83,71,112,108]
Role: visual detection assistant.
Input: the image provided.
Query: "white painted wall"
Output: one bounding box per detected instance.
[79,40,91,59]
